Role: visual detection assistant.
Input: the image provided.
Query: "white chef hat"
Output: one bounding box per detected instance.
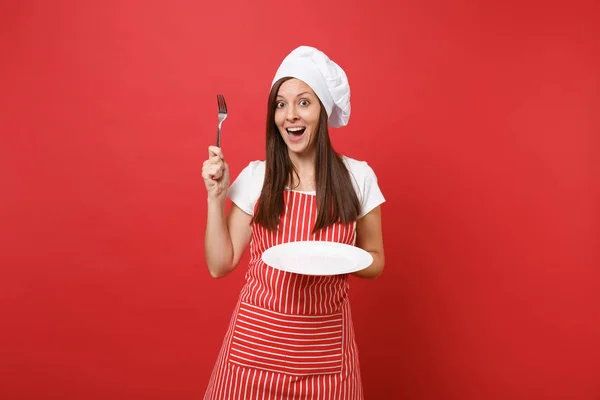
[271,45,351,128]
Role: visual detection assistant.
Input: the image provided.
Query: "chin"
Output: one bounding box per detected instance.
[289,144,314,155]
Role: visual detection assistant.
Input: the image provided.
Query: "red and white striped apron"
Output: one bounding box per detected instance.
[204,190,364,399]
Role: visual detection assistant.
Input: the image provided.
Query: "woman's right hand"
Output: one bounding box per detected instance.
[202,146,230,201]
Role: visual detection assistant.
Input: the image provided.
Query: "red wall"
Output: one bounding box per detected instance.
[1,0,598,398]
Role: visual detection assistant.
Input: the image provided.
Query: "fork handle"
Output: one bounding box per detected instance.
[216,126,221,148]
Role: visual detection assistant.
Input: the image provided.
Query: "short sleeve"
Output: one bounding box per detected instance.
[227,161,265,216]
[344,158,386,218]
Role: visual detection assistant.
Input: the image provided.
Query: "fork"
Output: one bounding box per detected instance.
[216,94,228,147]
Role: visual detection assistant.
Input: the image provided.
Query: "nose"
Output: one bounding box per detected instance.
[286,104,299,121]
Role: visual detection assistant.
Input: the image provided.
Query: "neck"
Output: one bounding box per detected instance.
[288,149,316,190]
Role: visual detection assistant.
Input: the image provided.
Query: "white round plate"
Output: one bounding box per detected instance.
[261,241,373,276]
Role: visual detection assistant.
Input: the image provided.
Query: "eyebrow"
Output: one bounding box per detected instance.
[277,92,313,98]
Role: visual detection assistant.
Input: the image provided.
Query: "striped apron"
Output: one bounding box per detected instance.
[204,190,364,399]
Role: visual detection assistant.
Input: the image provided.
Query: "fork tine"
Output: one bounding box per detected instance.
[221,95,227,113]
[217,94,227,113]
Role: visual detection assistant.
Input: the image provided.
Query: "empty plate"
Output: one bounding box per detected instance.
[261,241,373,276]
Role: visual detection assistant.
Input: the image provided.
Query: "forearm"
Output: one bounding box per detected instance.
[351,250,384,279]
[205,198,235,278]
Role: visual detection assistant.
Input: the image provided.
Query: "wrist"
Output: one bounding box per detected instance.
[207,193,227,206]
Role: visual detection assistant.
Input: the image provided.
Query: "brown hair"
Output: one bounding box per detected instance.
[253,77,360,233]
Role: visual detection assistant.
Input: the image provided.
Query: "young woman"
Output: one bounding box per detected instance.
[202,46,385,399]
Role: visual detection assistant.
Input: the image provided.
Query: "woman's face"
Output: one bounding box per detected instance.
[274,78,321,157]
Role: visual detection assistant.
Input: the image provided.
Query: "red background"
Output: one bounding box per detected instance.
[1,0,599,399]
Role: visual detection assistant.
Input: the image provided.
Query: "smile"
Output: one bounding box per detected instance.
[286,127,306,142]
[286,127,306,135]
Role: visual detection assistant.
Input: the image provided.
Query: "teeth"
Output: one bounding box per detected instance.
[287,127,305,132]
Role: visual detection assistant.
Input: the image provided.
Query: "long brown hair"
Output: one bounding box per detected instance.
[253,77,360,233]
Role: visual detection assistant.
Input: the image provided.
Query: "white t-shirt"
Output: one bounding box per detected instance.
[228,156,385,219]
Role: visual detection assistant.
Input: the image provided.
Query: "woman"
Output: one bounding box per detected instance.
[202,46,385,399]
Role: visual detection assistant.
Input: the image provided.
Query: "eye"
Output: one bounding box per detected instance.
[276,101,285,109]
[299,99,310,106]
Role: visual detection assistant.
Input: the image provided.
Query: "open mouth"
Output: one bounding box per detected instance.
[286,127,306,140]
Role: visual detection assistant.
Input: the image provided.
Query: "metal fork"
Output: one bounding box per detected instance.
[216,94,227,147]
